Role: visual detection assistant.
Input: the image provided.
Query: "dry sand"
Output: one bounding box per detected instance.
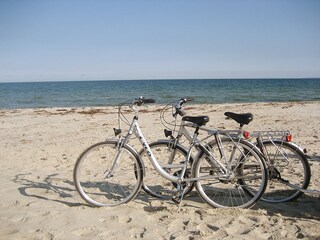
[0,101,319,239]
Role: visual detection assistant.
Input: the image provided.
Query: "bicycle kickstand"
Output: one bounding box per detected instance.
[172,184,187,213]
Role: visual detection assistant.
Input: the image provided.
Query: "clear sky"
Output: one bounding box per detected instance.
[1,0,320,82]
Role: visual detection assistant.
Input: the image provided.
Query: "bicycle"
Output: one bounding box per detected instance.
[73,97,268,208]
[140,98,311,203]
[220,113,311,203]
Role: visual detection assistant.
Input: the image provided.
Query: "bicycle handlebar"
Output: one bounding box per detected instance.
[173,98,193,117]
[117,96,156,126]
[132,96,156,106]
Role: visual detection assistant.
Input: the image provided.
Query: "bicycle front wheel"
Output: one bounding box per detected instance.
[74,140,143,207]
[261,140,311,203]
[193,138,267,208]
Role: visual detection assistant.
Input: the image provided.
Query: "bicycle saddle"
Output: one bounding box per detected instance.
[182,116,209,126]
[224,112,253,126]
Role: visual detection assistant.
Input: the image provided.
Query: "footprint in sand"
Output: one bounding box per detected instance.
[33,229,55,240]
[129,226,146,238]
[119,215,132,223]
[225,215,261,236]
[72,227,96,237]
[194,209,205,220]
[159,215,170,222]
[10,216,28,223]
[99,215,119,223]
[0,228,20,236]
[196,223,219,235]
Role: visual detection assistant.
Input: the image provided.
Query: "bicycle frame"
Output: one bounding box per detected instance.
[161,119,256,178]
[172,119,301,163]
[116,116,186,183]
[113,115,243,185]
[168,120,246,163]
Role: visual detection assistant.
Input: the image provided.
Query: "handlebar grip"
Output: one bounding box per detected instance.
[144,99,156,104]
[181,98,193,103]
[133,97,156,106]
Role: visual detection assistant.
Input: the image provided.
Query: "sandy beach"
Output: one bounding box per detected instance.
[0,101,319,240]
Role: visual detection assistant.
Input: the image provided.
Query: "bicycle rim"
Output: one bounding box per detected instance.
[74,140,143,207]
[261,140,311,203]
[194,138,267,208]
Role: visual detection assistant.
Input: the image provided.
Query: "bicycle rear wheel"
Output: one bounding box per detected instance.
[139,140,194,199]
[261,140,311,203]
[193,138,267,208]
[74,140,143,207]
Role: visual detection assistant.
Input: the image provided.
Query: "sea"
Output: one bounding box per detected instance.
[0,78,319,109]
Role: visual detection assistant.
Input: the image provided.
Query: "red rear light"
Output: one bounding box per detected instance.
[286,134,292,142]
[243,131,250,139]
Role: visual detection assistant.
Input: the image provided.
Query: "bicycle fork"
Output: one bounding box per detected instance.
[105,119,136,178]
[105,139,126,178]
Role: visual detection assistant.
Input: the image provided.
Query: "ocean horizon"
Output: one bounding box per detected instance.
[0,78,319,109]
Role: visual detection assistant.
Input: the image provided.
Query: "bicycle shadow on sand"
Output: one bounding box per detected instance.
[142,190,320,221]
[13,173,320,220]
[13,173,84,207]
[255,195,320,220]
[13,172,152,208]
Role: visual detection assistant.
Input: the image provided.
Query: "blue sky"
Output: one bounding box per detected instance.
[0,0,320,82]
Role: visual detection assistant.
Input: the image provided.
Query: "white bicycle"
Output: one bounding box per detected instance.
[74,97,268,208]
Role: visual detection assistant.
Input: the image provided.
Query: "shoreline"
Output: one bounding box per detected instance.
[1,99,320,111]
[1,100,319,239]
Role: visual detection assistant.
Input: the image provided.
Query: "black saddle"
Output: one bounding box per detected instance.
[224,112,253,126]
[182,116,209,126]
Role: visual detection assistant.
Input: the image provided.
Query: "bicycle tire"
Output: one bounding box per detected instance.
[260,140,311,203]
[139,140,194,199]
[193,138,267,208]
[74,140,144,207]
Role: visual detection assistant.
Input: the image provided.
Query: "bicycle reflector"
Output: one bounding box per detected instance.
[286,134,292,142]
[243,131,250,139]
